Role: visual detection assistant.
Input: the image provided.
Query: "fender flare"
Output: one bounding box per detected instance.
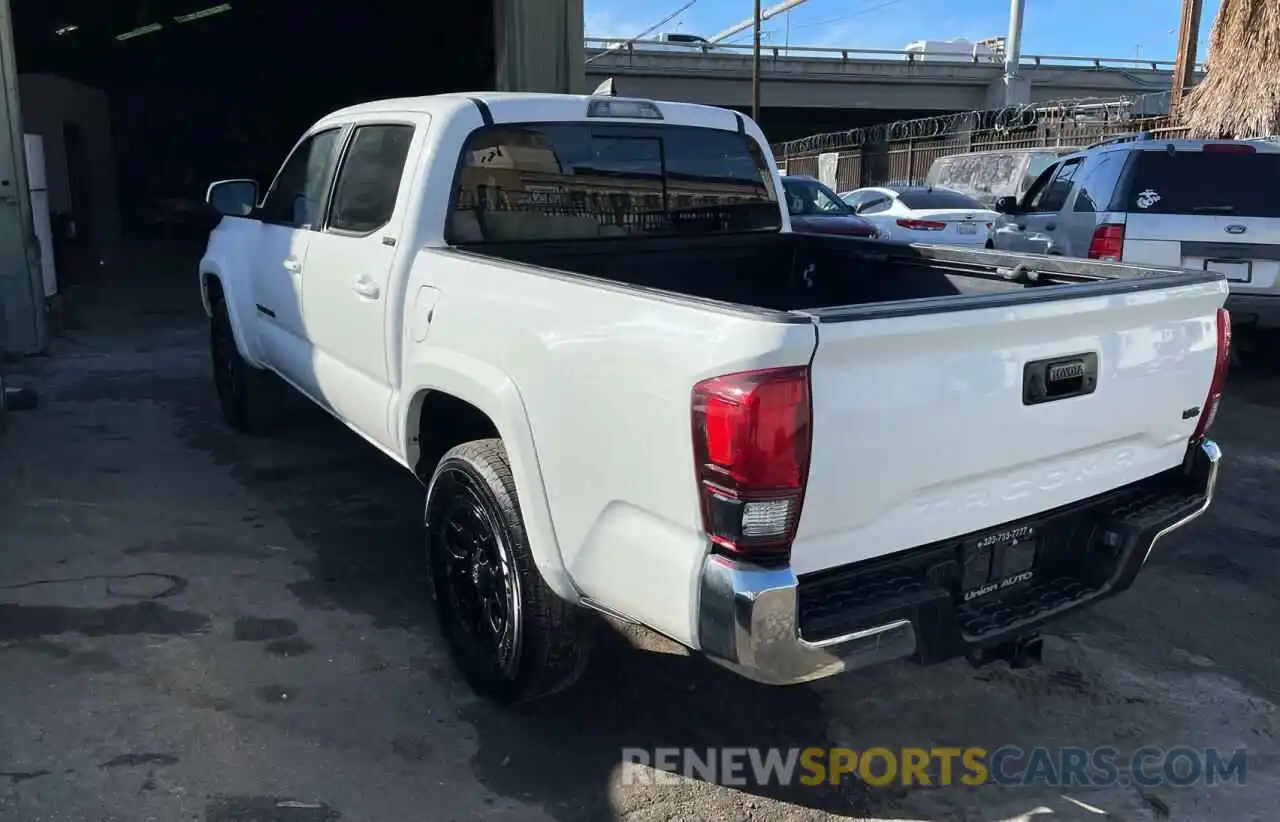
[402,350,577,603]
[199,260,265,369]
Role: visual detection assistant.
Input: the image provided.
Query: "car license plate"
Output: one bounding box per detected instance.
[960,524,1038,602]
[1205,259,1252,283]
[957,223,978,235]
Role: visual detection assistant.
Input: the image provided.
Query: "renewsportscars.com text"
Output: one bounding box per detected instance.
[620,746,1248,789]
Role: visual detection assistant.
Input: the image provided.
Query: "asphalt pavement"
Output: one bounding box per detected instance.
[1,246,1276,821]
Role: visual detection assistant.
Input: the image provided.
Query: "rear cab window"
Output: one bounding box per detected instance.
[1122,146,1280,217]
[446,122,781,243]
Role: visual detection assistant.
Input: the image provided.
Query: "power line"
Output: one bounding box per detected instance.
[709,0,812,44]
[722,0,905,44]
[791,0,906,31]
[585,0,701,64]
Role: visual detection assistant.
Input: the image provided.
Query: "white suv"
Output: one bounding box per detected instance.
[991,135,1280,349]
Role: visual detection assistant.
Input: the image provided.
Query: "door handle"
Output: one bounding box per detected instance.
[1016,223,1026,230]
[1045,222,1057,231]
[352,277,381,299]
[283,258,302,273]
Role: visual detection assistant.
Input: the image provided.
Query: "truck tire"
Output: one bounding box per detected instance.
[426,439,593,703]
[210,298,274,435]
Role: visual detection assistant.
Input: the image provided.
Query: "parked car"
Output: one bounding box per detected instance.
[201,92,1227,705]
[839,185,998,246]
[989,135,1280,351]
[924,147,1081,210]
[780,175,882,238]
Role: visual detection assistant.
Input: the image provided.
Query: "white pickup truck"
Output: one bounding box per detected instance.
[200,91,1229,703]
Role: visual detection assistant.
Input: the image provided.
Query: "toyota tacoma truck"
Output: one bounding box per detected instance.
[199,91,1228,703]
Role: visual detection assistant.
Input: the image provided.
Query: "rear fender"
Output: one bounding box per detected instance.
[401,350,575,603]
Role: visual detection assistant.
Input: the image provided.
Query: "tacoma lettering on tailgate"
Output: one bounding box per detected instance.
[908,448,1137,523]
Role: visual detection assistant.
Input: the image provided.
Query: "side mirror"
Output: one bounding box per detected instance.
[994,196,1019,215]
[206,179,259,218]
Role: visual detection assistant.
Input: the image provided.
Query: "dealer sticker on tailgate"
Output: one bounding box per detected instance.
[961,524,1038,602]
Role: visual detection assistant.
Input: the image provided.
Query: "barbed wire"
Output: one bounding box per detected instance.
[773,91,1173,156]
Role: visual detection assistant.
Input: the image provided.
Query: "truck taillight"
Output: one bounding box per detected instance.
[1088,223,1125,261]
[691,366,812,565]
[1192,308,1232,441]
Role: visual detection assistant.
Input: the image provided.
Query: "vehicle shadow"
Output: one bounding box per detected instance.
[244,405,881,819]
[463,622,882,821]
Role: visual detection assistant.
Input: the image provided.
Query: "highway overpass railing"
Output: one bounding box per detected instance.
[583,37,1206,73]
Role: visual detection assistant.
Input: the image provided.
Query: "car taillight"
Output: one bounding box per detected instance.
[896,218,946,231]
[691,366,812,565]
[1192,308,1231,441]
[1088,223,1125,261]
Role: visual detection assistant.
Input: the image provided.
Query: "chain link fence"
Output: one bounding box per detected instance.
[773,94,1191,190]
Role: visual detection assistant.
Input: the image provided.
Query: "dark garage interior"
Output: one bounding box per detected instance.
[13,0,497,260]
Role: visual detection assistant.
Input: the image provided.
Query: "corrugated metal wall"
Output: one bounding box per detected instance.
[493,0,586,94]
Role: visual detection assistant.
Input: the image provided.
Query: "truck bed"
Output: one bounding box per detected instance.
[451,229,1227,583]
[453,232,1214,317]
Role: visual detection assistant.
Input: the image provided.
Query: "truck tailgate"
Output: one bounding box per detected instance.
[792,279,1226,576]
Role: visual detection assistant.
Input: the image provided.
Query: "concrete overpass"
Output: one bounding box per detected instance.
[585,38,1203,113]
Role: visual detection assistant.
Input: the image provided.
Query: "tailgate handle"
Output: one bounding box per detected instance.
[1023,353,1098,405]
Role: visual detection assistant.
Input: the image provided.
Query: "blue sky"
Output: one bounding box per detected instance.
[585,0,1222,61]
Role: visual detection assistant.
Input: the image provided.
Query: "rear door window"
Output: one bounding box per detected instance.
[447,123,780,243]
[1021,164,1058,211]
[858,195,893,214]
[841,190,872,210]
[1122,148,1280,217]
[328,124,415,234]
[1035,158,1083,212]
[783,178,850,214]
[1072,152,1127,213]
[1021,152,1064,197]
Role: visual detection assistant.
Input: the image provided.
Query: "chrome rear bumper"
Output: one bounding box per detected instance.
[697,557,917,685]
[695,438,1220,686]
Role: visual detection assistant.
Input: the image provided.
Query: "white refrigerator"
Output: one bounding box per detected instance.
[24,134,57,298]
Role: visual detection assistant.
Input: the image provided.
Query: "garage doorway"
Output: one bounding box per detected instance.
[13,0,499,258]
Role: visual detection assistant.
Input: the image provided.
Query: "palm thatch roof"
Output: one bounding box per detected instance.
[1178,0,1280,138]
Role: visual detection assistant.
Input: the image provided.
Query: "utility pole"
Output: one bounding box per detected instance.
[752,0,762,124]
[1002,0,1027,106]
[1170,0,1204,119]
